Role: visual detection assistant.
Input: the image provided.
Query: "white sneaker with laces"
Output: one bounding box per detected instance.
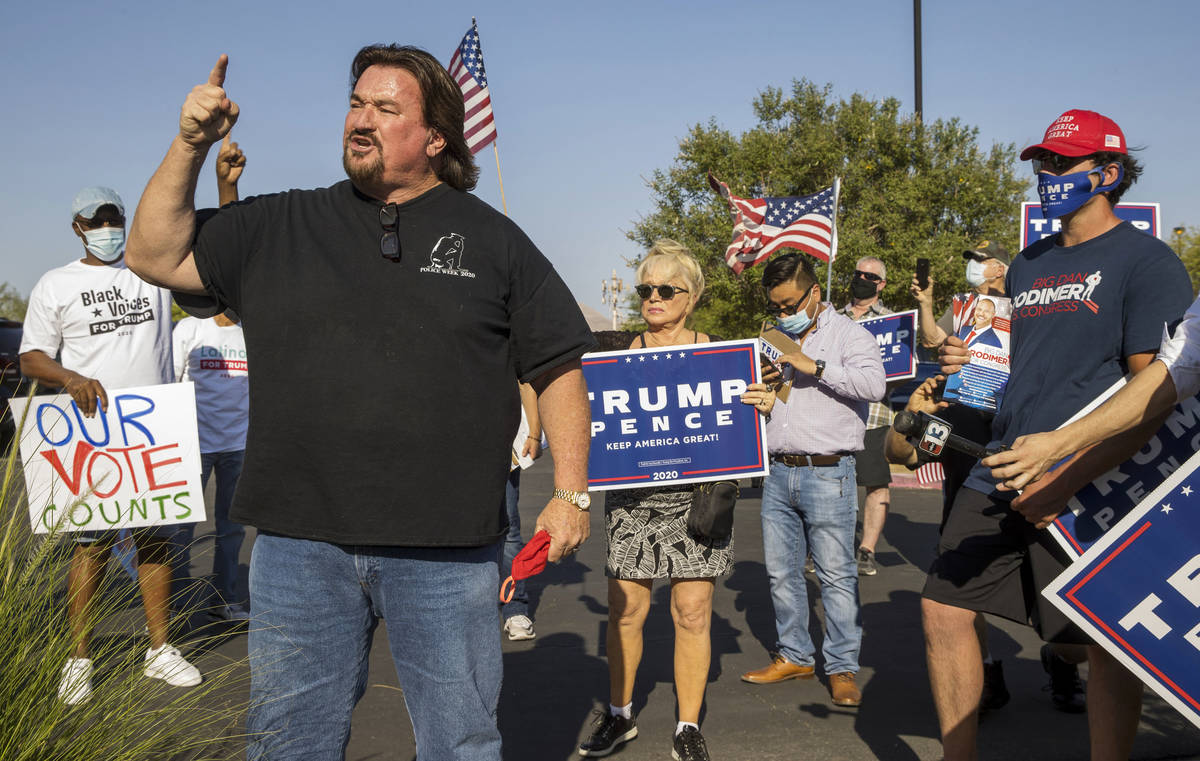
[144,644,202,687]
[208,603,250,621]
[503,614,536,641]
[58,657,93,705]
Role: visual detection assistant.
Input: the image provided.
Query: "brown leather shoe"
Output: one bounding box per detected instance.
[830,672,862,706]
[740,656,815,684]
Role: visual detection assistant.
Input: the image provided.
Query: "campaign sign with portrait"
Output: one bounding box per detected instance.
[582,339,769,491]
[1048,378,1200,557]
[1021,201,1160,249]
[857,310,918,382]
[1045,448,1200,729]
[943,294,1012,413]
[12,383,205,534]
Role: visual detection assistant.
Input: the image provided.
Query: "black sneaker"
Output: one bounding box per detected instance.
[672,726,710,761]
[979,660,1010,713]
[578,710,638,757]
[1040,644,1086,713]
[856,547,878,576]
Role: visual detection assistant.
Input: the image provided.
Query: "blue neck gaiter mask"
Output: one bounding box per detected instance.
[1037,163,1123,219]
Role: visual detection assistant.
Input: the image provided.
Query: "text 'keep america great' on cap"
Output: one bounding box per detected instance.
[1019,109,1126,161]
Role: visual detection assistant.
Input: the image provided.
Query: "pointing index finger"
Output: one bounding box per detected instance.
[209,54,229,87]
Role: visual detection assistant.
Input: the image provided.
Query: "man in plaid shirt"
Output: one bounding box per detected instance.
[839,256,893,576]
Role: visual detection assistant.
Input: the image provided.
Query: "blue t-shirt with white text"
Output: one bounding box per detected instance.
[963,221,1192,496]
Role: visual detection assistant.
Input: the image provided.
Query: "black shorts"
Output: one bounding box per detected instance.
[854,427,891,488]
[922,487,1090,644]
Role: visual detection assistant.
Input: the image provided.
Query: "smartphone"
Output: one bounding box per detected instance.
[759,352,784,385]
[916,258,930,290]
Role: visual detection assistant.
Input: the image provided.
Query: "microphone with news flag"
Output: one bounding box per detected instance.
[891,409,1008,460]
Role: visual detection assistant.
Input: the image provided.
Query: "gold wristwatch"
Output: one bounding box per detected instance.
[553,488,591,511]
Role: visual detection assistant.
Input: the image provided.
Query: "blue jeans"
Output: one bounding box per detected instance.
[760,457,862,674]
[173,450,247,605]
[246,533,503,761]
[499,469,528,619]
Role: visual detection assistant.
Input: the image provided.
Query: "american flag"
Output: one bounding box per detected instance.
[709,173,839,274]
[448,22,497,154]
[916,462,945,485]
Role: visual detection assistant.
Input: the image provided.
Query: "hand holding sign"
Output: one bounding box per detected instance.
[939,335,970,375]
[180,55,239,149]
[61,371,109,417]
[740,382,777,416]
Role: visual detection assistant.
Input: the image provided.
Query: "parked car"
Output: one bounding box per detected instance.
[0,319,24,450]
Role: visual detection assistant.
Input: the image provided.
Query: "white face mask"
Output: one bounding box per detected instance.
[78,226,125,262]
[965,259,988,288]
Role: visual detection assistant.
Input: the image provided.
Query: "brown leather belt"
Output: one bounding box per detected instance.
[771,453,849,467]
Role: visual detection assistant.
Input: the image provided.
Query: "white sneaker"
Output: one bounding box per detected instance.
[144,644,202,687]
[503,614,536,641]
[207,603,250,622]
[58,657,93,705]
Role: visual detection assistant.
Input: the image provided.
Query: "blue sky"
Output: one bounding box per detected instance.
[3,0,1198,320]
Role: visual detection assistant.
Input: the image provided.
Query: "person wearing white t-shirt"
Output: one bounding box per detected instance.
[19,186,201,704]
[173,311,249,620]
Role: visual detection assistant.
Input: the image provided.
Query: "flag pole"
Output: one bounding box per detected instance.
[493,141,509,217]
[826,176,842,295]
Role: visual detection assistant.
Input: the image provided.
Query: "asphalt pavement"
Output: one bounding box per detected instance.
[172,457,1200,761]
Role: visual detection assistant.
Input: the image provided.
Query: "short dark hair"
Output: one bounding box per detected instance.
[1089,150,1142,206]
[761,253,818,292]
[349,44,479,192]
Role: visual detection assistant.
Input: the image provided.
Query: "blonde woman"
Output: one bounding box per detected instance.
[579,240,727,761]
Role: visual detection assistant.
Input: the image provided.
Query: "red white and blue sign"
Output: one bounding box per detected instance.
[857,310,918,382]
[1045,448,1200,729]
[581,339,769,491]
[1020,201,1160,250]
[1048,379,1200,558]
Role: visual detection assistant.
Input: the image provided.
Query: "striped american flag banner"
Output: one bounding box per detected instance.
[448,22,497,154]
[708,173,839,274]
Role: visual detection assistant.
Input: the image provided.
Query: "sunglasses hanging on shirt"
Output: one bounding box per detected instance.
[379,204,401,262]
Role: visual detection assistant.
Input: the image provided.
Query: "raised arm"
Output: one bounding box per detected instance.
[126,55,239,293]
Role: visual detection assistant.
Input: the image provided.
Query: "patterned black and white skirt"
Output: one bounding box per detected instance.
[604,486,733,579]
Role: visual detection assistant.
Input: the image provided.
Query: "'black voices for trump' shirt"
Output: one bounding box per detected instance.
[184,181,594,546]
[963,221,1192,496]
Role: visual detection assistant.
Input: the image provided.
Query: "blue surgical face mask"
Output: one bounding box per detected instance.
[78,226,125,262]
[1037,163,1123,220]
[777,301,814,335]
[965,259,988,288]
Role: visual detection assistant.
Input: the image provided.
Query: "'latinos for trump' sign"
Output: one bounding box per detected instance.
[582,339,769,491]
[1045,449,1200,729]
[13,383,205,534]
[857,310,918,382]
[1048,378,1200,557]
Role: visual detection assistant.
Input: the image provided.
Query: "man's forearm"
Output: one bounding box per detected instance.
[532,362,589,488]
[1057,360,1177,458]
[126,136,211,292]
[20,351,76,389]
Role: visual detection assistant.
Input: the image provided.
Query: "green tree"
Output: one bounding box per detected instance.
[1172,225,1200,296]
[628,80,1028,338]
[0,283,27,321]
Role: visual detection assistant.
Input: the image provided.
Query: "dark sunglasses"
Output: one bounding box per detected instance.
[853,270,883,283]
[765,285,816,317]
[379,204,400,262]
[636,284,689,300]
[1031,153,1095,175]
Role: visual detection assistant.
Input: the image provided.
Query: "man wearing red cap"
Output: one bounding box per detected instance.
[926,110,1192,760]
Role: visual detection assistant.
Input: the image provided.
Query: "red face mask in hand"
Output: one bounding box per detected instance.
[500,530,551,603]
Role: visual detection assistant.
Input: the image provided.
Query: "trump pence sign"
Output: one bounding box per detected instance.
[582,339,769,490]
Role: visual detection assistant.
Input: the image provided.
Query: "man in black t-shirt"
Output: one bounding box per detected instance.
[127,46,595,760]
[925,110,1192,761]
